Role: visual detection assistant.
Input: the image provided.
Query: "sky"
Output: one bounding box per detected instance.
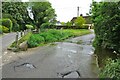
[49,0,92,22]
[22,0,103,22]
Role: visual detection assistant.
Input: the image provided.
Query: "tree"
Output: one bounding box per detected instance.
[61,22,66,26]
[2,2,29,31]
[31,2,56,30]
[66,21,72,28]
[91,1,120,53]
[74,16,86,29]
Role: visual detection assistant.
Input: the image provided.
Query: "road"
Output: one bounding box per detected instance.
[0,32,18,79]
[1,33,17,52]
[2,30,99,78]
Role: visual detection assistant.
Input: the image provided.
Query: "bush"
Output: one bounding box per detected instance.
[27,29,90,48]
[40,22,50,31]
[47,30,63,40]
[2,14,20,32]
[28,34,45,48]
[82,24,89,29]
[99,59,120,80]
[91,2,120,53]
[0,25,9,33]
[0,25,2,33]
[0,18,13,32]
[44,34,57,42]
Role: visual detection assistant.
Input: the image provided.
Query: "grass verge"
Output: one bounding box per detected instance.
[10,32,32,47]
[28,29,91,48]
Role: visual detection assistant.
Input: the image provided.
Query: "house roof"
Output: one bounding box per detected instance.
[71,16,91,22]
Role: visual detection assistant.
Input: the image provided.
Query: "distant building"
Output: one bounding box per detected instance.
[56,21,61,26]
[71,15,92,24]
[71,15,93,29]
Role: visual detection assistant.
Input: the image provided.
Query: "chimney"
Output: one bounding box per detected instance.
[77,6,79,17]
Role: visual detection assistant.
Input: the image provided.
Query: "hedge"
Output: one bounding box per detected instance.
[0,18,13,32]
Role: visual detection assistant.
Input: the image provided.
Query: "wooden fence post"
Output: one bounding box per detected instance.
[21,31,23,37]
[16,31,19,49]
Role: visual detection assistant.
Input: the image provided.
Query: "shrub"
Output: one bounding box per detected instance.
[28,34,45,48]
[2,14,20,32]
[10,32,32,48]
[99,59,120,80]
[47,30,63,40]
[2,26,9,33]
[0,25,2,33]
[91,2,120,53]
[44,34,57,42]
[27,29,90,48]
[0,18,13,32]
[0,25,9,33]
[39,32,58,42]
[82,24,89,29]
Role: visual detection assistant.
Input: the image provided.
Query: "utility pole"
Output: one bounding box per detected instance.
[77,6,79,17]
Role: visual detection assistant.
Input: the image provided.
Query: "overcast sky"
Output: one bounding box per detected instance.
[22,0,103,22]
[49,0,92,22]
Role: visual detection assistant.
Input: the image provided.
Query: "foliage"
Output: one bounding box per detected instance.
[61,22,66,26]
[0,25,2,33]
[91,1,120,53]
[74,16,86,29]
[0,25,9,33]
[27,29,91,48]
[10,32,32,48]
[26,24,34,29]
[99,59,120,80]
[40,22,51,31]
[2,2,56,31]
[82,24,89,29]
[2,2,29,31]
[28,34,45,48]
[63,29,91,37]
[32,2,56,29]
[2,14,20,31]
[0,18,13,32]
[1,25,9,33]
[66,21,72,28]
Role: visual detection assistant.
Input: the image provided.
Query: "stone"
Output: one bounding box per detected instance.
[63,71,80,78]
[19,41,28,51]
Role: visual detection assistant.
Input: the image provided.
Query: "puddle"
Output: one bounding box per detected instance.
[57,71,81,78]
[14,63,36,71]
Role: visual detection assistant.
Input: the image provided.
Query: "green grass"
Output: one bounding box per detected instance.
[99,59,120,79]
[62,29,91,37]
[28,29,91,48]
[10,32,32,47]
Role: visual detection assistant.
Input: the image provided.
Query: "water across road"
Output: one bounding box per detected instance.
[2,30,99,78]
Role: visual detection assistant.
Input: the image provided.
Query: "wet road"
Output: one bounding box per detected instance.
[2,30,99,78]
[0,32,17,79]
[1,33,17,52]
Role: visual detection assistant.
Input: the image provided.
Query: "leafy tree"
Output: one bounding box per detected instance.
[31,2,56,30]
[66,21,72,28]
[91,1,120,53]
[74,16,86,29]
[2,2,29,30]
